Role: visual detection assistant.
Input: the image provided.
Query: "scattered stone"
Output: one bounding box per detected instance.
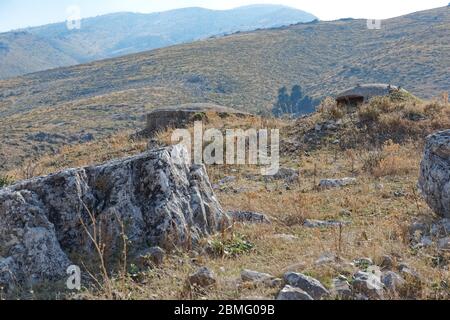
[277,285,314,301]
[381,271,405,292]
[228,211,271,224]
[188,267,217,288]
[241,269,281,288]
[266,168,299,184]
[352,271,384,300]
[418,130,450,218]
[304,219,348,228]
[284,272,330,300]
[319,178,357,189]
[331,277,353,300]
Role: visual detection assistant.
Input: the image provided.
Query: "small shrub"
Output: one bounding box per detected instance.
[369,96,395,113]
[317,97,345,120]
[192,112,207,122]
[424,102,445,117]
[358,103,381,123]
[0,175,13,188]
[362,140,414,177]
[208,233,254,257]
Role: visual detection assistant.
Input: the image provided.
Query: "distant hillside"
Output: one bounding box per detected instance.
[0,6,448,170]
[0,5,317,79]
[0,31,79,79]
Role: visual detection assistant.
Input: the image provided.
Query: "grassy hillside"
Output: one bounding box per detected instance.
[3,97,449,300]
[0,5,316,79]
[0,31,79,79]
[0,6,448,171]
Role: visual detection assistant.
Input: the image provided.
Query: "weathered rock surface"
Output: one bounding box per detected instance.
[265,167,299,184]
[284,272,330,300]
[188,267,217,288]
[419,130,450,218]
[352,271,384,300]
[0,145,229,291]
[241,269,281,288]
[331,276,353,300]
[277,285,314,301]
[381,271,405,292]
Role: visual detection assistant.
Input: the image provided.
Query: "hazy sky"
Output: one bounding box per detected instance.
[0,0,448,32]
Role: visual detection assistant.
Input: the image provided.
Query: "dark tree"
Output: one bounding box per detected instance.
[273,86,290,116]
[290,85,303,109]
[272,85,319,117]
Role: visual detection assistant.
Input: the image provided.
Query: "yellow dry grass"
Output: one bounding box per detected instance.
[2,98,449,300]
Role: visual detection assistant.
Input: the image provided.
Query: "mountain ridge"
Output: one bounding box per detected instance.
[0,5,317,79]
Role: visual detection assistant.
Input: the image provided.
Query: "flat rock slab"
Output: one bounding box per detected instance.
[319,178,357,189]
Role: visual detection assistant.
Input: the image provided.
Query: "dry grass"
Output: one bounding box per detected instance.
[4,98,450,300]
[67,140,448,300]
[5,132,147,181]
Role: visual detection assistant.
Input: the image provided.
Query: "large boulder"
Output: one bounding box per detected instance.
[419,130,450,218]
[0,145,229,291]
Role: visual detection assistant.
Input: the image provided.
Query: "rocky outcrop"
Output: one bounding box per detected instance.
[419,130,450,218]
[0,145,229,291]
[144,103,250,135]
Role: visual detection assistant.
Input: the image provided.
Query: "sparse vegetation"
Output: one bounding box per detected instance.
[0,7,448,172]
[5,95,449,300]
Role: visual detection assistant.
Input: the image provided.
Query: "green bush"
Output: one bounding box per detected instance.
[208,233,254,257]
[0,175,13,188]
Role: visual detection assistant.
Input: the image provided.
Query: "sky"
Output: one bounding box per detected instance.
[0,0,448,32]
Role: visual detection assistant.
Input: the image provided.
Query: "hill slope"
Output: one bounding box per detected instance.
[0,6,449,170]
[0,5,317,79]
